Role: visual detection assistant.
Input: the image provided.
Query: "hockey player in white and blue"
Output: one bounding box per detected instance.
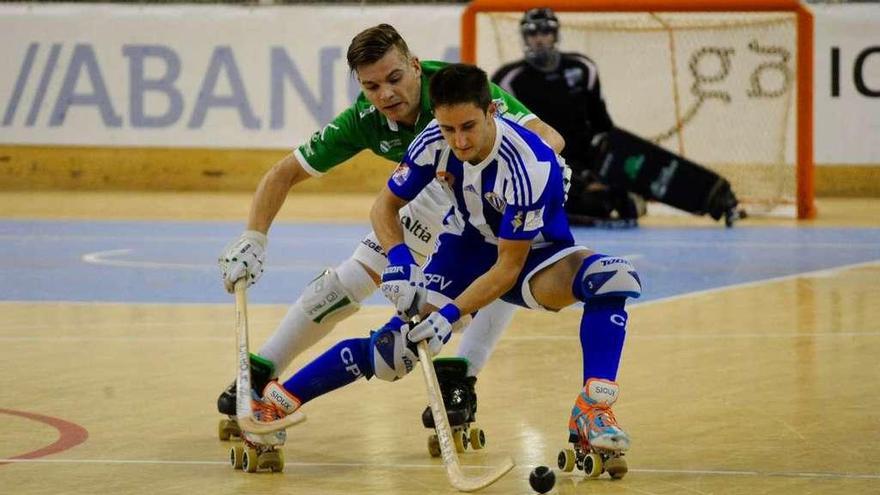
[247,65,641,476]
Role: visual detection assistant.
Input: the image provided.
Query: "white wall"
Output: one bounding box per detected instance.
[0,3,877,165]
[812,3,880,164]
[0,4,462,149]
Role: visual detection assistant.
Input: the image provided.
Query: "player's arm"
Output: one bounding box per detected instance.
[219,108,363,293]
[524,118,565,153]
[370,185,409,254]
[247,152,312,233]
[450,238,531,316]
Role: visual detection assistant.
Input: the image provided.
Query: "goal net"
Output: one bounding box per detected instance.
[463,0,815,218]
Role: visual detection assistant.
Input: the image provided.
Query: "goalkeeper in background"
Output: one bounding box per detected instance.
[492,7,643,228]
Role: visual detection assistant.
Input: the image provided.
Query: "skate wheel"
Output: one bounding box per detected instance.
[218,418,239,441]
[453,429,468,453]
[469,427,485,450]
[229,444,244,469]
[242,447,259,473]
[605,456,627,479]
[583,452,603,478]
[557,448,576,472]
[427,434,441,458]
[260,450,285,473]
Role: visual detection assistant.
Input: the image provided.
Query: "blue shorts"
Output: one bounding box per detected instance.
[423,228,587,310]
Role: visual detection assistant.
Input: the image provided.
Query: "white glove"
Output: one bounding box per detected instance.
[219,230,267,293]
[407,305,459,357]
[380,244,426,317]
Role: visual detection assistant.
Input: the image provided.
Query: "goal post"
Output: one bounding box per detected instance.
[462,0,815,219]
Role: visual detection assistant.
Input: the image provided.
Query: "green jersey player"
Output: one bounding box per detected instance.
[216,24,564,443]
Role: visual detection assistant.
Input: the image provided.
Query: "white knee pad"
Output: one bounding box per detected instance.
[296,258,375,325]
[578,255,642,299]
[370,323,418,382]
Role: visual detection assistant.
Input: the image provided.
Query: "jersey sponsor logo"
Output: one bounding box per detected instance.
[464,184,478,195]
[391,163,411,186]
[484,192,506,212]
[524,208,544,230]
[622,154,645,181]
[384,265,405,275]
[610,313,627,327]
[511,210,524,231]
[400,215,433,243]
[379,138,402,153]
[359,105,377,119]
[424,273,453,291]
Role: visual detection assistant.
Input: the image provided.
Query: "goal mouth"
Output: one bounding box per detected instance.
[463,0,815,219]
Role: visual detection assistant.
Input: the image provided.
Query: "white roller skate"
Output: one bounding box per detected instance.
[229,381,301,474]
[557,379,629,480]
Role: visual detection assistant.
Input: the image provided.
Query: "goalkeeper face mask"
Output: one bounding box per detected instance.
[520,8,561,71]
[523,32,560,72]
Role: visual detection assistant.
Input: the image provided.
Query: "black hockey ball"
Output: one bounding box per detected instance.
[529,465,556,493]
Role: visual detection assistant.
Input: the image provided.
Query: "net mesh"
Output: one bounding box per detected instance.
[478,11,799,216]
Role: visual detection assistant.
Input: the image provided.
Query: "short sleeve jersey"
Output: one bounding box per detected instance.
[294,60,536,176]
[388,116,573,247]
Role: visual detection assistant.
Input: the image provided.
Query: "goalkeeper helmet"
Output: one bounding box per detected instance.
[520,8,561,71]
[520,8,560,38]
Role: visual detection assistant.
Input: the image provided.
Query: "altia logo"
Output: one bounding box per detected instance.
[400,215,432,243]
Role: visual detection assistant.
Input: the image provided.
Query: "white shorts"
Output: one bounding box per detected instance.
[352,181,452,276]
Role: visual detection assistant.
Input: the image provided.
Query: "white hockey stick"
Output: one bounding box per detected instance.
[417,340,515,492]
[234,280,306,434]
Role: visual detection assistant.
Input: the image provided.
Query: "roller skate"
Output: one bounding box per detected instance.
[557,379,629,480]
[421,358,486,457]
[217,353,275,441]
[229,381,301,473]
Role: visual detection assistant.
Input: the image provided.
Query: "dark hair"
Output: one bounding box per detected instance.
[429,64,492,111]
[346,24,412,71]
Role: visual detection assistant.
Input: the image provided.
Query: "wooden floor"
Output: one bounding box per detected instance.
[1,192,879,494]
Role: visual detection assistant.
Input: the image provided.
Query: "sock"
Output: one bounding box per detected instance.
[281,337,372,404]
[579,297,628,382]
[455,299,517,376]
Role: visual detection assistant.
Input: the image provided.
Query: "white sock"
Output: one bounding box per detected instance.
[455,299,518,377]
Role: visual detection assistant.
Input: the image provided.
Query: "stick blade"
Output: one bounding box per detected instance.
[450,457,516,492]
[237,411,307,434]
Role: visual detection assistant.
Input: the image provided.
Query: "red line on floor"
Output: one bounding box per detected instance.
[0,408,88,465]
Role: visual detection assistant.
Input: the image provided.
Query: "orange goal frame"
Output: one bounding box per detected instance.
[461,0,815,219]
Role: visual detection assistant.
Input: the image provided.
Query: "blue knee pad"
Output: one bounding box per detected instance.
[572,254,641,302]
[369,316,419,382]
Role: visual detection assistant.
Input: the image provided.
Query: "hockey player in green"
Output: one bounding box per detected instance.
[216,24,565,443]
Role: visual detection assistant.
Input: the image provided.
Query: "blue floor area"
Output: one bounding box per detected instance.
[2,220,879,305]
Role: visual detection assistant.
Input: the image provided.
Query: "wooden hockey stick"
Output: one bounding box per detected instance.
[234,280,306,435]
[417,340,515,492]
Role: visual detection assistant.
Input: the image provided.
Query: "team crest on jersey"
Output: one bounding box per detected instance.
[436,171,456,187]
[484,192,506,212]
[564,67,584,88]
[492,98,509,116]
[391,163,411,185]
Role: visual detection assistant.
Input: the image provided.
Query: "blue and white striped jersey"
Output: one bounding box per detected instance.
[388,116,573,247]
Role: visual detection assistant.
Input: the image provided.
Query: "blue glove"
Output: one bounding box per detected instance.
[380,244,426,317]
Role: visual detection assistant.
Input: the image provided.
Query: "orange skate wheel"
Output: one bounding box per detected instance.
[605,456,627,479]
[427,434,441,458]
